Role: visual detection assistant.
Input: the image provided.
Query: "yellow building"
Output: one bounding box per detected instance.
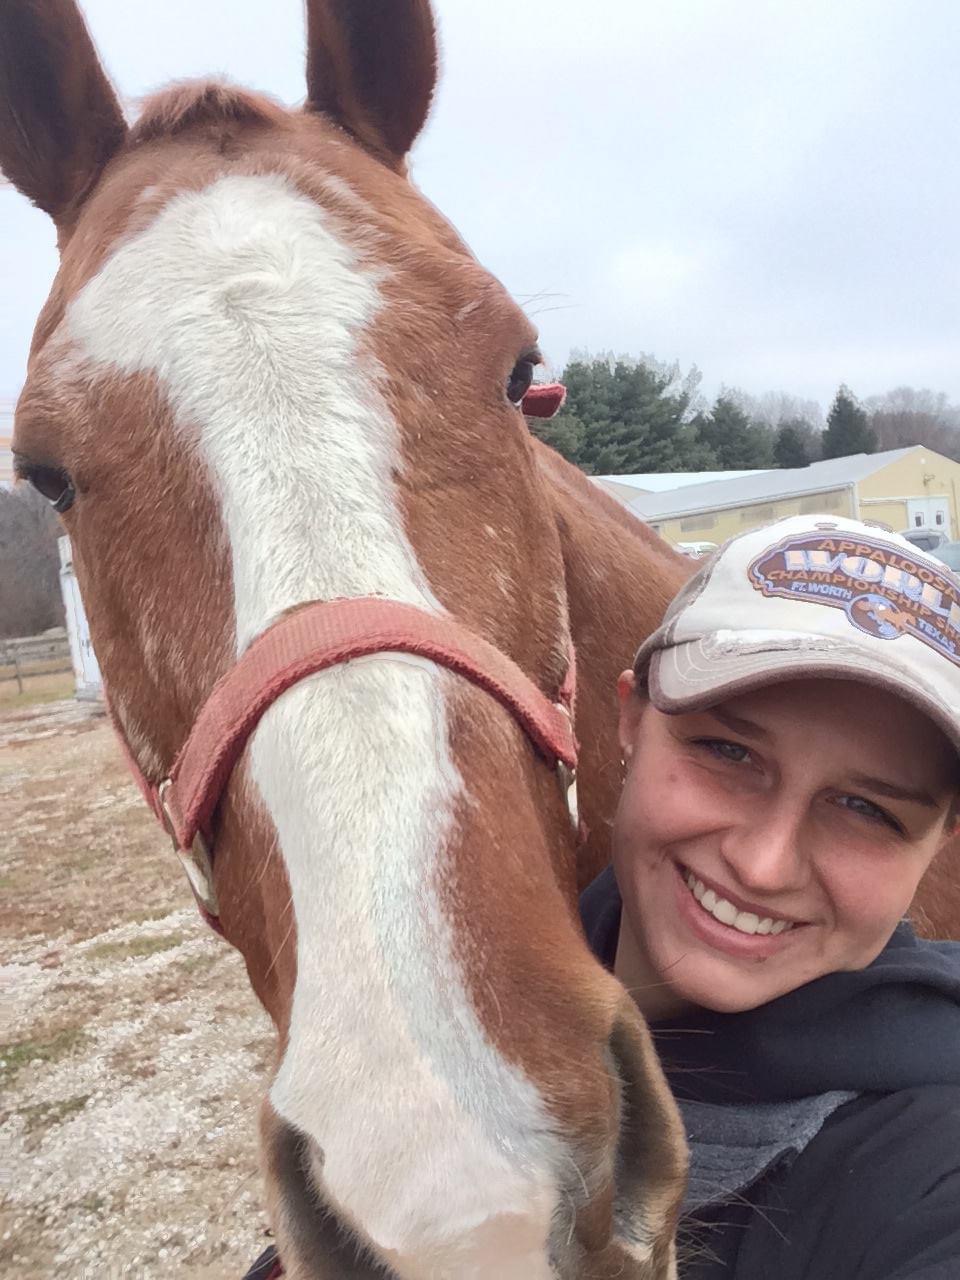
[0,399,14,488]
[620,447,960,548]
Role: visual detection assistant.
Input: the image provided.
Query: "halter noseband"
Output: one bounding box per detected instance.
[118,596,579,927]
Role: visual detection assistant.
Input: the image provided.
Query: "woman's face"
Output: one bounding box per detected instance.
[613,675,957,1016]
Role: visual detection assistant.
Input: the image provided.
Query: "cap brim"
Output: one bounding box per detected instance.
[649,635,960,761]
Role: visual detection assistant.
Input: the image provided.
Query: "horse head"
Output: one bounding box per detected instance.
[0,3,685,1275]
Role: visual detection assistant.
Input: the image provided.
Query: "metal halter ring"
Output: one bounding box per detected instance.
[157,779,220,917]
[553,703,579,832]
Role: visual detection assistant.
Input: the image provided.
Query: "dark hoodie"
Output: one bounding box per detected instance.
[244,870,960,1280]
[582,866,960,1280]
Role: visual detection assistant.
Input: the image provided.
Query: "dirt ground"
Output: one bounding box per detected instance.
[0,696,277,1278]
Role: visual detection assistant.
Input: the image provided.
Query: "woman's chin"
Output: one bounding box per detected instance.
[645,946,771,1014]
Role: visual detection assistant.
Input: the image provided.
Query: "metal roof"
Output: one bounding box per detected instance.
[594,469,770,494]
[624,447,921,521]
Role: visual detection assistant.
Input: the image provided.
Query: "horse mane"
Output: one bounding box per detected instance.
[129,79,288,146]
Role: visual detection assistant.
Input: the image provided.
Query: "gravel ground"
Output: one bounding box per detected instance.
[0,699,276,1278]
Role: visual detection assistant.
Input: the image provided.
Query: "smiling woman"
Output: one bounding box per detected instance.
[582,515,960,1278]
[615,680,956,1017]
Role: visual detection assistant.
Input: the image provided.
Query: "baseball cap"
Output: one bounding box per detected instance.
[633,515,960,756]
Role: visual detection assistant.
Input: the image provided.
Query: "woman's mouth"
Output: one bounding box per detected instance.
[672,862,807,959]
[683,869,794,937]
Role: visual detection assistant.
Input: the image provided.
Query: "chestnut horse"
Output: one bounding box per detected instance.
[1,1,688,1276]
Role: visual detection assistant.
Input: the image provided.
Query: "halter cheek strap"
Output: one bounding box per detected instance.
[113,597,579,926]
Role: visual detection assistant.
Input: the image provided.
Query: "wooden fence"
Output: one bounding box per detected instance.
[0,629,72,693]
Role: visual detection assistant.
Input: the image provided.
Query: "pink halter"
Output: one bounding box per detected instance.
[117,596,578,926]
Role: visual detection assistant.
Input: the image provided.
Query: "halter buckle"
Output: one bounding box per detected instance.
[556,759,579,831]
[553,702,579,832]
[157,780,220,917]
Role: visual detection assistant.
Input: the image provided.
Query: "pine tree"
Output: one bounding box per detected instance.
[774,418,819,468]
[551,355,715,474]
[527,409,584,463]
[692,395,775,469]
[821,385,876,460]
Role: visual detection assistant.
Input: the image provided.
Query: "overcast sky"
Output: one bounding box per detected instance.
[2,0,958,410]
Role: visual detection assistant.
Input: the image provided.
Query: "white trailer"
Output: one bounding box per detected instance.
[58,536,103,701]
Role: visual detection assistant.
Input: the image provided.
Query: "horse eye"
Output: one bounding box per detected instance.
[506,351,540,406]
[19,463,76,513]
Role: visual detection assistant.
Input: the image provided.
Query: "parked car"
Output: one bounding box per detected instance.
[676,541,719,559]
[900,527,950,553]
[931,541,960,573]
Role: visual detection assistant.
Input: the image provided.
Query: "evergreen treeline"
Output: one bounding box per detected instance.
[530,351,960,475]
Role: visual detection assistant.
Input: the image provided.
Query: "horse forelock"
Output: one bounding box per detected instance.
[129,79,288,146]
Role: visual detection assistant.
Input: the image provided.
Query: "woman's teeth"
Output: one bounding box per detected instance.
[684,870,794,937]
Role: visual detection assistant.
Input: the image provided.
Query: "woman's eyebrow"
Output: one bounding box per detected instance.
[847,773,939,808]
[709,707,770,740]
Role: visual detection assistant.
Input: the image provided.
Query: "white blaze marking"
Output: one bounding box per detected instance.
[66,174,562,1275]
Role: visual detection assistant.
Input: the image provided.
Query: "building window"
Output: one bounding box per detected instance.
[800,491,843,514]
[936,510,945,525]
[915,513,923,527]
[742,505,775,523]
[680,514,717,533]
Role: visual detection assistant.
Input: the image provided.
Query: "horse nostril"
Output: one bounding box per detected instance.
[260,1104,382,1278]
[605,997,688,1269]
[551,993,687,1276]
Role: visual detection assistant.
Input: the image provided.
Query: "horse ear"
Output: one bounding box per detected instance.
[0,0,127,227]
[304,0,437,167]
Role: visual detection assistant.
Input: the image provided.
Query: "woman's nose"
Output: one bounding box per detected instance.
[718,801,811,896]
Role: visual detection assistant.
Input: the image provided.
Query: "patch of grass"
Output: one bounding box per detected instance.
[52,980,88,996]
[75,1192,108,1215]
[0,671,74,708]
[134,906,179,924]
[0,1027,87,1082]
[176,950,219,976]
[88,931,185,962]
[68,853,105,874]
[19,1093,90,1134]
[0,656,70,680]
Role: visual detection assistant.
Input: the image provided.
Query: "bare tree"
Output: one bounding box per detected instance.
[722,386,824,433]
[865,387,960,459]
[0,486,65,638]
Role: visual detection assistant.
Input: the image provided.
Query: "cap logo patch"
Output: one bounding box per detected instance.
[749,532,960,665]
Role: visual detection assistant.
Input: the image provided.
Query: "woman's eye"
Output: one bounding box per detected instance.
[19,463,75,513]
[694,738,751,765]
[506,351,540,405]
[835,794,902,833]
